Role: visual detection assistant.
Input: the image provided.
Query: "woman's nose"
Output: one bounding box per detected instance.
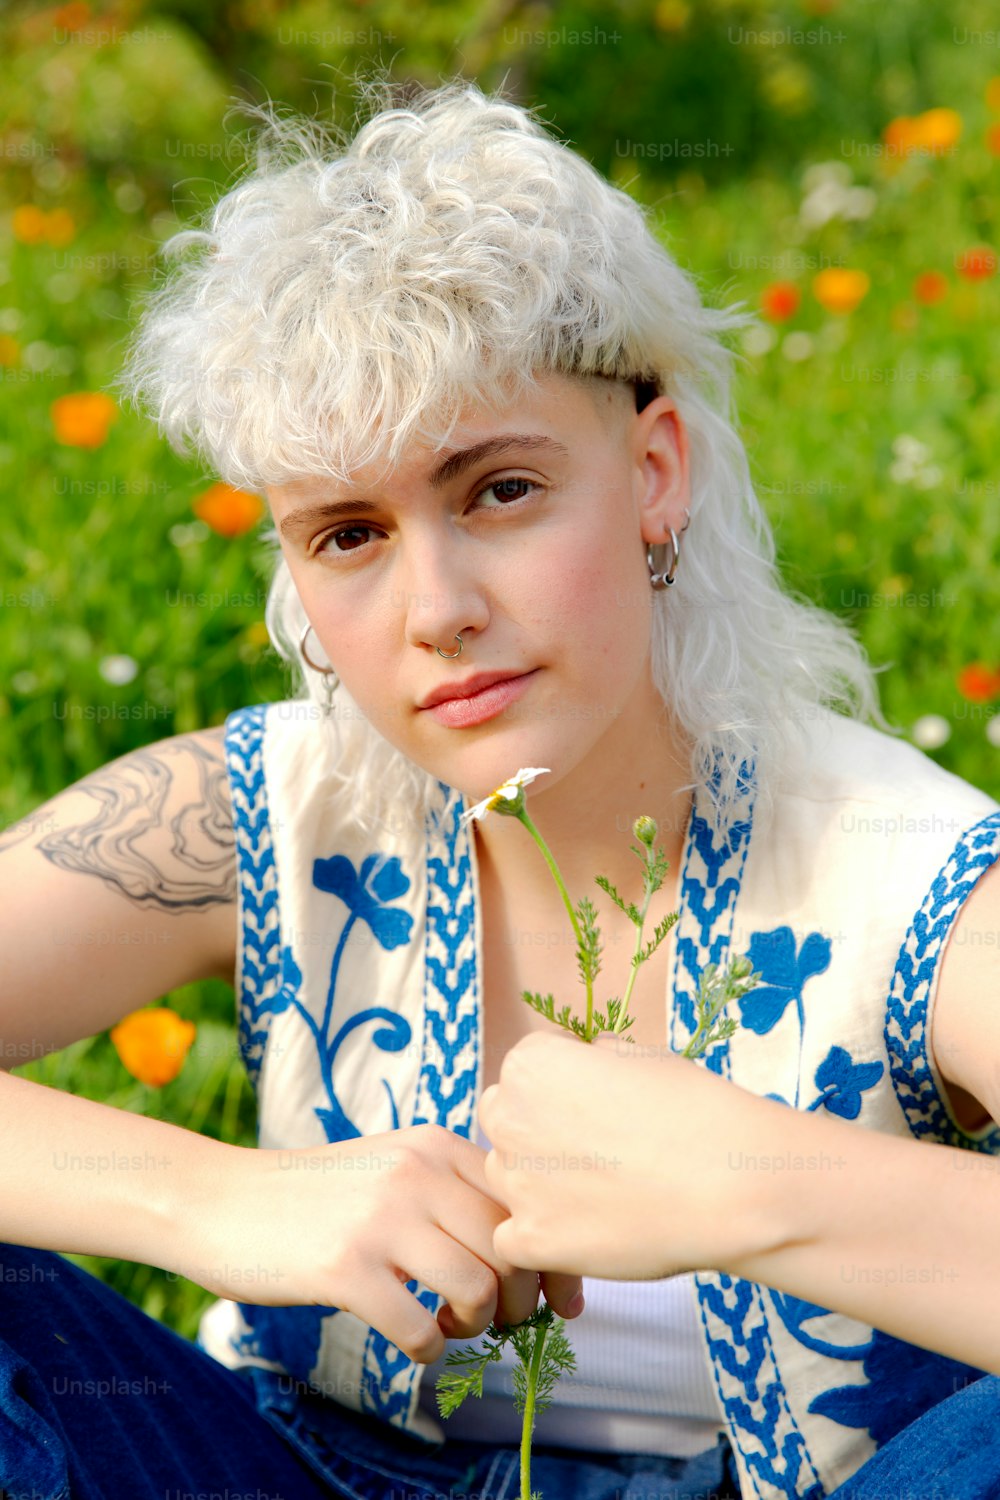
[398,546,490,651]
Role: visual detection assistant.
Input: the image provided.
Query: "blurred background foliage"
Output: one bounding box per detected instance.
[2,0,1000,1332]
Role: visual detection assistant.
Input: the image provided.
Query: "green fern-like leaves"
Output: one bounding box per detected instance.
[436,1303,577,1423]
[684,955,759,1061]
[435,1330,507,1417]
[521,991,590,1039]
[574,895,602,988]
[509,1306,577,1417]
[593,874,641,925]
[631,910,679,967]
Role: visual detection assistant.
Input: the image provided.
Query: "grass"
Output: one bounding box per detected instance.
[2,24,999,1337]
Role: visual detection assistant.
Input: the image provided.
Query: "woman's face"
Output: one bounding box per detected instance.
[265,370,689,800]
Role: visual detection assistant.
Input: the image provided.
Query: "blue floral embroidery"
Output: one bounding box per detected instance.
[313,853,415,951]
[740,927,832,1106]
[764,1045,883,1119]
[768,1291,873,1362]
[809,1328,986,1447]
[804,1045,884,1120]
[235,1303,334,1383]
[280,852,416,1143]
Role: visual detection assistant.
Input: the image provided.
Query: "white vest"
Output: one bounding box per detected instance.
[198,699,1000,1498]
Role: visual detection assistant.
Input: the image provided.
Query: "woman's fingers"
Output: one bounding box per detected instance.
[347,1262,454,1365]
[539,1270,585,1319]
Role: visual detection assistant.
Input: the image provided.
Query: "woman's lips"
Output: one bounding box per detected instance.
[420,670,538,727]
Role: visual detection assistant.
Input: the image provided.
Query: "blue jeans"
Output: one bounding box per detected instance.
[0,1242,738,1499]
[1,1241,997,1500]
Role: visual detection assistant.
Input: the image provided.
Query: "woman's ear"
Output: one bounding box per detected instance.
[635,398,691,548]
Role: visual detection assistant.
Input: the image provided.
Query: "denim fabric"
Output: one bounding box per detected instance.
[826,1373,1000,1500]
[0,1242,738,1500]
[6,1239,995,1500]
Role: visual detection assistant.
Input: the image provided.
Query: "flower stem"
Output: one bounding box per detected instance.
[613,863,657,1033]
[520,1316,549,1500]
[518,810,594,1037]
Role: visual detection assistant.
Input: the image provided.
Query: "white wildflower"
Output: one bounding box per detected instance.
[99,654,139,685]
[911,715,951,750]
[460,767,551,826]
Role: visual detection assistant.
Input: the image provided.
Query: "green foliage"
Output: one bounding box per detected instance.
[684,957,761,1061]
[593,874,640,925]
[521,990,590,1039]
[2,0,999,1357]
[631,911,679,967]
[573,894,602,988]
[436,1302,576,1421]
[509,1309,576,1418]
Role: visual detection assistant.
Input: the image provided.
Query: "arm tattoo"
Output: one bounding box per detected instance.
[13,734,237,913]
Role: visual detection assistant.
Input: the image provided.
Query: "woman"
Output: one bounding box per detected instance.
[1,78,998,1500]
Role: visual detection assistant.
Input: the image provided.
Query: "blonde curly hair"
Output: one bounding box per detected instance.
[124,77,884,839]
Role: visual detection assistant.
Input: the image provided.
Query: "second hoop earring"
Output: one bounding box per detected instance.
[646,506,690,590]
[300,623,340,714]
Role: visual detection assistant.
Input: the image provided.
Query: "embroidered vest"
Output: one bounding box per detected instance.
[196,699,1000,1498]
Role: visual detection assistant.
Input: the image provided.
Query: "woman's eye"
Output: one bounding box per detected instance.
[316,479,537,559]
[476,477,539,507]
[323,525,378,554]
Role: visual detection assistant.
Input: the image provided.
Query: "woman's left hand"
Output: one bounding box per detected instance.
[477,1028,773,1281]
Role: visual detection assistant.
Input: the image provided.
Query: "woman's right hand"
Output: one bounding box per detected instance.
[178,1124,583,1364]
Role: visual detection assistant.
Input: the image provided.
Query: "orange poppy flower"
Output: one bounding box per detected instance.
[110,1007,197,1087]
[915,108,962,154]
[883,117,920,157]
[43,208,75,247]
[883,109,962,158]
[812,268,870,315]
[987,124,1000,157]
[50,391,118,448]
[11,205,76,247]
[956,247,997,281]
[912,271,948,305]
[193,482,265,537]
[956,664,1000,703]
[0,335,19,366]
[760,282,800,321]
[12,205,49,245]
[54,1,90,28]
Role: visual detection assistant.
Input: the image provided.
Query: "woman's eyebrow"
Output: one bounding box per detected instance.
[278,433,569,538]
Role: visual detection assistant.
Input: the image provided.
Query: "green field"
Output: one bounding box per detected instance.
[2,0,999,1336]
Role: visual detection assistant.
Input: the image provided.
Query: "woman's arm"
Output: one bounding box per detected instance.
[733,1074,999,1374]
[478,1030,1000,1375]
[0,1062,240,1269]
[0,727,238,1065]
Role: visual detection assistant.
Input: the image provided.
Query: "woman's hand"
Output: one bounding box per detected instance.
[477,1029,777,1281]
[179,1123,583,1365]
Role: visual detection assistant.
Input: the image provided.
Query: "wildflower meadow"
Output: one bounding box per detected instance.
[2,0,999,1337]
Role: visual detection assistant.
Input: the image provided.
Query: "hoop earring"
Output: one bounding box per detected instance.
[646,507,690,590]
[299,623,340,714]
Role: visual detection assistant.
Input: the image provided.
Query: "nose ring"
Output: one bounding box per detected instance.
[436,634,464,660]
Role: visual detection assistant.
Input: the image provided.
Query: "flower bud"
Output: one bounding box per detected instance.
[490,785,525,818]
[632,815,657,847]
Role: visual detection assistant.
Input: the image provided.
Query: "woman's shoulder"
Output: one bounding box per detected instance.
[220,697,434,860]
[777,709,998,823]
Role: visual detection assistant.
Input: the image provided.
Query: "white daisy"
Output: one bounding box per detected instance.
[98,654,139,685]
[911,714,950,750]
[459,767,551,827]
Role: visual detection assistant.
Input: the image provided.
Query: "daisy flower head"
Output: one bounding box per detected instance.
[459,767,551,827]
